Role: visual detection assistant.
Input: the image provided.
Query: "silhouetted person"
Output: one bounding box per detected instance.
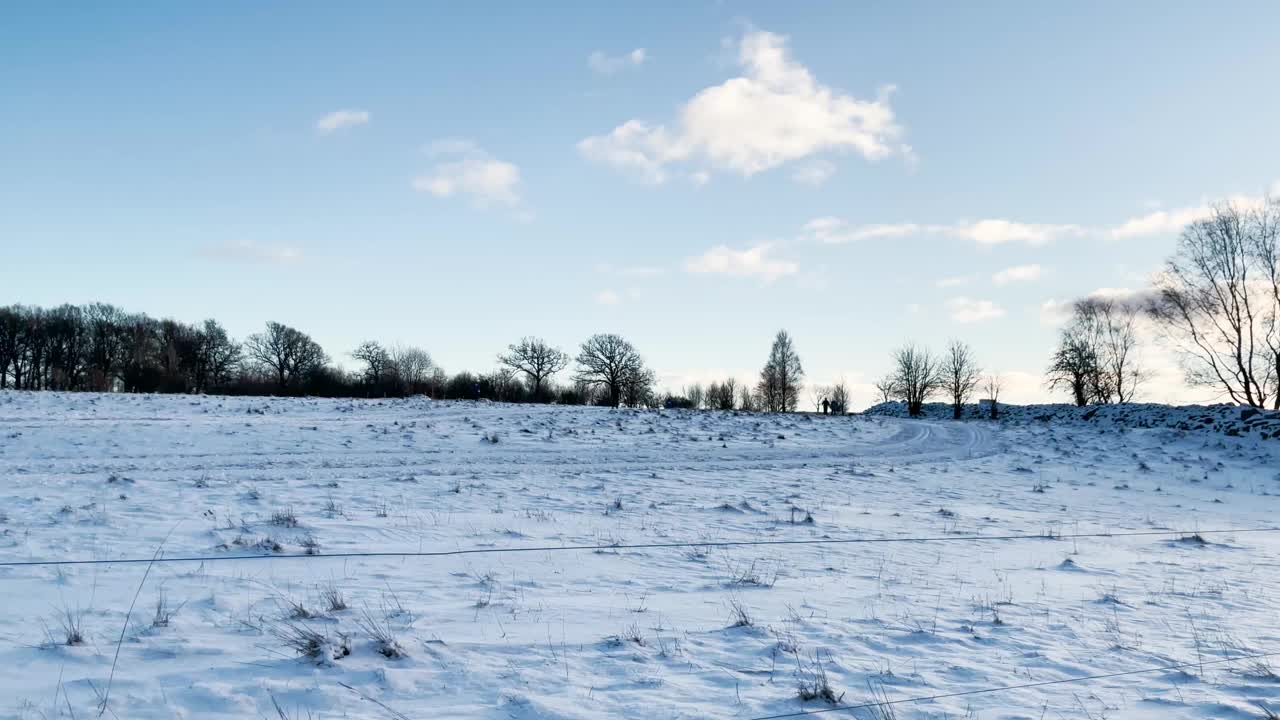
[821,397,830,415]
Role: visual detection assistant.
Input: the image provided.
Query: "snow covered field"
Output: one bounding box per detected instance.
[1,391,1279,720]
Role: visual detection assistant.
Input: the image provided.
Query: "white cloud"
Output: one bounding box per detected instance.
[315,109,370,134]
[199,240,302,266]
[948,220,1082,246]
[1039,299,1070,326]
[946,297,1005,323]
[588,48,647,74]
[791,159,836,186]
[801,217,1078,246]
[578,120,673,183]
[579,29,907,182]
[1088,286,1140,300]
[935,274,974,288]
[1109,205,1212,240]
[1038,288,1145,327]
[802,217,848,242]
[992,264,1043,285]
[595,289,621,305]
[683,243,798,282]
[799,182,1279,251]
[803,217,921,244]
[412,139,522,208]
[1109,186,1277,239]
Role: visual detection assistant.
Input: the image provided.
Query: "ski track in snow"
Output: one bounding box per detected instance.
[1,391,1279,719]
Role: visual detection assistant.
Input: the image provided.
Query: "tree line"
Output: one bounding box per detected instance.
[0,307,663,406]
[1040,198,1279,410]
[877,197,1280,415]
[0,309,837,413]
[3,200,1275,412]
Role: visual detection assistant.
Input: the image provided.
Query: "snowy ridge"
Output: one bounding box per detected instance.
[864,400,1280,440]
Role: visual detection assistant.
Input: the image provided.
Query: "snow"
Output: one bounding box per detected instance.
[866,400,1280,441]
[1,390,1279,719]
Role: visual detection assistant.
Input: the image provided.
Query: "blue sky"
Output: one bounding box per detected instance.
[3,2,1278,406]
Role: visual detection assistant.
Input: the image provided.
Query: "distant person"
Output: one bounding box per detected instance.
[821,397,830,415]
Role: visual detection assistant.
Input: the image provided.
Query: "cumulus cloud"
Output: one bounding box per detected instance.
[579,29,907,182]
[588,48,647,74]
[315,109,370,134]
[683,243,798,282]
[946,297,1005,323]
[199,240,302,266]
[412,139,522,208]
[992,264,1043,285]
[948,220,1082,246]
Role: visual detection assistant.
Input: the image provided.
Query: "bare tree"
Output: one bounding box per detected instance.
[941,340,982,419]
[620,365,657,408]
[705,381,722,409]
[983,374,1003,419]
[243,321,328,391]
[757,330,804,412]
[808,384,830,412]
[706,378,737,410]
[427,365,448,399]
[874,375,897,404]
[1254,199,1280,404]
[891,344,943,417]
[574,333,647,408]
[488,366,520,402]
[1150,199,1279,408]
[0,306,20,389]
[1068,297,1146,404]
[499,337,569,403]
[686,383,705,410]
[118,314,160,393]
[738,384,758,412]
[193,319,239,392]
[352,341,393,389]
[389,346,434,395]
[828,379,850,414]
[82,302,127,391]
[722,378,739,410]
[1046,324,1098,407]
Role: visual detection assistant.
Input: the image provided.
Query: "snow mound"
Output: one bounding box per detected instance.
[863,400,1280,439]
